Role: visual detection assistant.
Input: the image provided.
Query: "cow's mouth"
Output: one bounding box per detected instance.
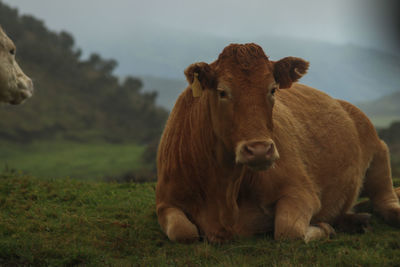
[9,88,33,105]
[246,160,275,171]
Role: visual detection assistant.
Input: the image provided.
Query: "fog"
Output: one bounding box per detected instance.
[2,0,400,108]
[3,0,400,55]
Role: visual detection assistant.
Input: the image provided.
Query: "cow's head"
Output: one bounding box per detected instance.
[185,43,308,171]
[0,26,33,105]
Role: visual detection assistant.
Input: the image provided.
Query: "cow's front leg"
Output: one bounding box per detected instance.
[157,203,199,243]
[274,192,334,242]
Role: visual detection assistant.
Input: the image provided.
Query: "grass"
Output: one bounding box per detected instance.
[1,173,400,266]
[0,140,146,180]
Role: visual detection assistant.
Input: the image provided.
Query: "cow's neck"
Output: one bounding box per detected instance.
[207,139,245,229]
[183,92,244,229]
[218,165,246,230]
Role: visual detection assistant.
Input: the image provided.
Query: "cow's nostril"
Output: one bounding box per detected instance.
[266,143,274,157]
[17,81,24,89]
[243,145,255,157]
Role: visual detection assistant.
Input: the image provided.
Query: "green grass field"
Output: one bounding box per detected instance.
[0,141,146,181]
[1,173,400,266]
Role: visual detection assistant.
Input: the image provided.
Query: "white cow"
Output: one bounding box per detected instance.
[0,26,33,104]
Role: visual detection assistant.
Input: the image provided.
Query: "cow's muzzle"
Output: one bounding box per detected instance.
[235,140,279,171]
[10,77,34,105]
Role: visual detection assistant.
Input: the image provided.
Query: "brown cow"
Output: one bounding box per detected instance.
[0,26,33,104]
[156,43,400,243]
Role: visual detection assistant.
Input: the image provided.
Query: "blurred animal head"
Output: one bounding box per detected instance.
[0,26,33,105]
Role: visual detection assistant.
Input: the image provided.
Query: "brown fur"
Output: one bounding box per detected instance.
[156,43,400,243]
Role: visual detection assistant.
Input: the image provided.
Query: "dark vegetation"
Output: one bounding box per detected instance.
[0,2,167,176]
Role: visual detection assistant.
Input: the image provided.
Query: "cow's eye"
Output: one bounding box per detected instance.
[9,48,15,55]
[218,90,227,99]
[271,88,276,95]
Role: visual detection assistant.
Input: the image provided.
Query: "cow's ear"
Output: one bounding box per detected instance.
[184,62,217,97]
[273,57,309,89]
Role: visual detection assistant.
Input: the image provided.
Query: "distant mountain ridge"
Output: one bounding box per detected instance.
[2,1,398,128]
[142,74,400,127]
[96,28,400,105]
[357,90,400,127]
[359,91,400,117]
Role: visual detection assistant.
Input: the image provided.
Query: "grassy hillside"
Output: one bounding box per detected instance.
[0,141,147,180]
[1,173,400,266]
[0,2,168,145]
[0,2,167,178]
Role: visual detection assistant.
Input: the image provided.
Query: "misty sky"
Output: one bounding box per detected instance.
[3,0,399,56]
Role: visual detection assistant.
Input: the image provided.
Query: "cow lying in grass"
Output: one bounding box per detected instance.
[0,26,33,104]
[156,43,400,243]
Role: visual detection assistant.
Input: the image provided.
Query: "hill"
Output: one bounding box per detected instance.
[357,91,400,128]
[0,2,167,145]
[1,173,400,265]
[90,28,400,105]
[139,75,400,130]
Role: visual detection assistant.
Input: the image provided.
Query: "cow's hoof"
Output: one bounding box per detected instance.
[335,213,372,234]
[304,222,335,243]
[166,217,199,243]
[316,222,336,237]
